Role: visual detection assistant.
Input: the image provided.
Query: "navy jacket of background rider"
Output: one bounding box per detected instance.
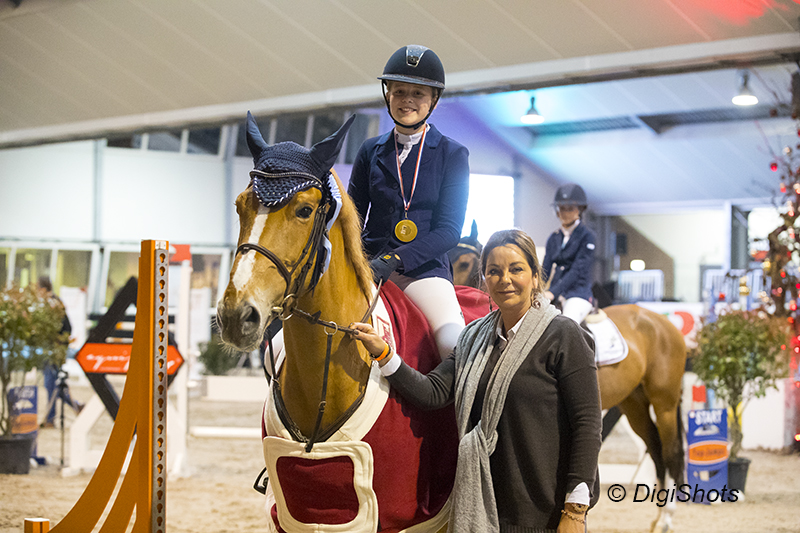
[542,222,596,301]
[347,124,470,281]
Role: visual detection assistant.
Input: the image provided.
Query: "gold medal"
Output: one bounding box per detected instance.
[395,219,418,242]
[393,127,427,245]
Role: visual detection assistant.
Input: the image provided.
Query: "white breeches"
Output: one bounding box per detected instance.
[561,297,593,324]
[390,273,465,359]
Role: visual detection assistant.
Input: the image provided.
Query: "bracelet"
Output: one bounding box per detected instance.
[560,509,585,525]
[372,343,391,362]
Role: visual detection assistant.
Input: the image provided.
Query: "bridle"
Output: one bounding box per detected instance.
[235,170,380,453]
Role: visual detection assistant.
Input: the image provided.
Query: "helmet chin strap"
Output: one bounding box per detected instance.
[382,82,441,133]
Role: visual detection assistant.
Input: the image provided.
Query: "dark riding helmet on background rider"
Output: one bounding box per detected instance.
[553,183,588,214]
[378,45,445,131]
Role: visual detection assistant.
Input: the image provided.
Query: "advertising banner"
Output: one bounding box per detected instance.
[687,409,731,504]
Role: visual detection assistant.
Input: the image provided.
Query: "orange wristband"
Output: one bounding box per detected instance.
[373,343,391,362]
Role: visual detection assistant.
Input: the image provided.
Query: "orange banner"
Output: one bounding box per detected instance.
[687,440,728,464]
[76,342,183,375]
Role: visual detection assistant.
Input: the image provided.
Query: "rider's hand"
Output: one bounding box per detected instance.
[349,322,393,366]
[370,253,402,284]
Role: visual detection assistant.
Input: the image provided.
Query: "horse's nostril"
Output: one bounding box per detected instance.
[241,303,260,333]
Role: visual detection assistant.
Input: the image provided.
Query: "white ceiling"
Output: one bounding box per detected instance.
[3,0,800,214]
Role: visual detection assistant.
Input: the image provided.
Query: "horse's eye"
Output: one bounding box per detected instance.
[297,206,313,219]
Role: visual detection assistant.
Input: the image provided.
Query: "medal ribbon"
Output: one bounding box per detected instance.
[394,126,427,219]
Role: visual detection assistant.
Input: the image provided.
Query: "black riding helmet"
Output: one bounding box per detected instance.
[378,45,445,131]
[553,183,588,213]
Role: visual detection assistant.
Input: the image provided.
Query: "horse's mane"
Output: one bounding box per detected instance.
[332,172,373,299]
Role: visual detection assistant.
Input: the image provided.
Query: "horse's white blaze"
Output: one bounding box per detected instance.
[233,205,271,291]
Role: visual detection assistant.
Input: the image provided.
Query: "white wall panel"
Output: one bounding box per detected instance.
[102,150,226,244]
[623,210,725,302]
[0,141,94,240]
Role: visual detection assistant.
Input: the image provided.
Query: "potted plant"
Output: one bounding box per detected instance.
[692,308,790,492]
[0,284,68,473]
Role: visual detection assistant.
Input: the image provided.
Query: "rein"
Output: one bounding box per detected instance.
[236,186,382,452]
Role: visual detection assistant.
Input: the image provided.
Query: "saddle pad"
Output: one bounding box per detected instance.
[586,316,629,367]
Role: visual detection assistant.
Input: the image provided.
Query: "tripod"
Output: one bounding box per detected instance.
[42,368,74,466]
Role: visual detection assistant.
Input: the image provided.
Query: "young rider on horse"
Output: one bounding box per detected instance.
[542,183,596,324]
[347,45,470,359]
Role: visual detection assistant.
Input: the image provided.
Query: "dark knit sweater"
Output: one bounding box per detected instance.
[387,315,601,531]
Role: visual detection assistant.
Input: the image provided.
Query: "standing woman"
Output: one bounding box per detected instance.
[350,229,602,533]
[347,44,469,359]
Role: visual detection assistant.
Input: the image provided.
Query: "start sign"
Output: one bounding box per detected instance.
[76,342,184,375]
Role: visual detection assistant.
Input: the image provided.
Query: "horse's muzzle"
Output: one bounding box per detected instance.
[216,301,262,351]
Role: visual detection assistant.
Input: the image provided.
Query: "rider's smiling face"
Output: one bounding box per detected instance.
[386,81,434,133]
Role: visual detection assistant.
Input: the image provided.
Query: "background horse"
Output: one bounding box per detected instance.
[217,114,459,533]
[448,237,686,533]
[448,220,483,289]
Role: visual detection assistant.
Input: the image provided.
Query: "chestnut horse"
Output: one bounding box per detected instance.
[217,114,458,533]
[448,244,687,532]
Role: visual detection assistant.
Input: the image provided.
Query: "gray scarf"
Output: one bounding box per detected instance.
[449,294,559,532]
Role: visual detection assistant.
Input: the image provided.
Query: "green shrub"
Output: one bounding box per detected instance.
[692,309,790,459]
[198,334,244,376]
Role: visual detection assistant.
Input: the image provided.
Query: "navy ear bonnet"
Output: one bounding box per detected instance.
[246,111,355,208]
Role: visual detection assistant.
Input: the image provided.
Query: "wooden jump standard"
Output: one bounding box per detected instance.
[25,240,170,533]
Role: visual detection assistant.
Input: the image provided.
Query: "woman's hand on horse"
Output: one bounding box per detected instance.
[349,322,389,358]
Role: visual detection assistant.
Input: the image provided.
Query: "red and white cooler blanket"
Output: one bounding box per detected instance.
[262,282,464,533]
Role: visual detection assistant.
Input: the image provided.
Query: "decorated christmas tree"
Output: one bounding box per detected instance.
[761,70,800,449]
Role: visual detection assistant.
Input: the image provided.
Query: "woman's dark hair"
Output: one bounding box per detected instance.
[480,229,542,296]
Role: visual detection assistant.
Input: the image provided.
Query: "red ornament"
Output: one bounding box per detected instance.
[771,162,779,171]
[782,182,788,193]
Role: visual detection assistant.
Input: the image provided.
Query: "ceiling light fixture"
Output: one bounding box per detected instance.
[630,259,646,272]
[732,70,758,106]
[521,96,545,124]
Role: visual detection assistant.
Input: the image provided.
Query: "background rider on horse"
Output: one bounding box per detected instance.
[543,183,597,324]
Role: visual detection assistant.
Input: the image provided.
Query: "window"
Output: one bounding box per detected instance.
[311,112,346,146]
[274,115,308,145]
[107,134,144,149]
[105,251,140,308]
[345,114,381,164]
[56,250,92,292]
[0,248,8,286]
[462,174,515,240]
[147,129,183,152]
[187,127,221,155]
[14,248,52,288]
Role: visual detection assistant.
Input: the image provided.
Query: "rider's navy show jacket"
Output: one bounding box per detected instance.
[347,124,469,281]
[542,222,596,301]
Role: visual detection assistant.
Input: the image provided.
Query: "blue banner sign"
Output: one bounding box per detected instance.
[687,409,729,504]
